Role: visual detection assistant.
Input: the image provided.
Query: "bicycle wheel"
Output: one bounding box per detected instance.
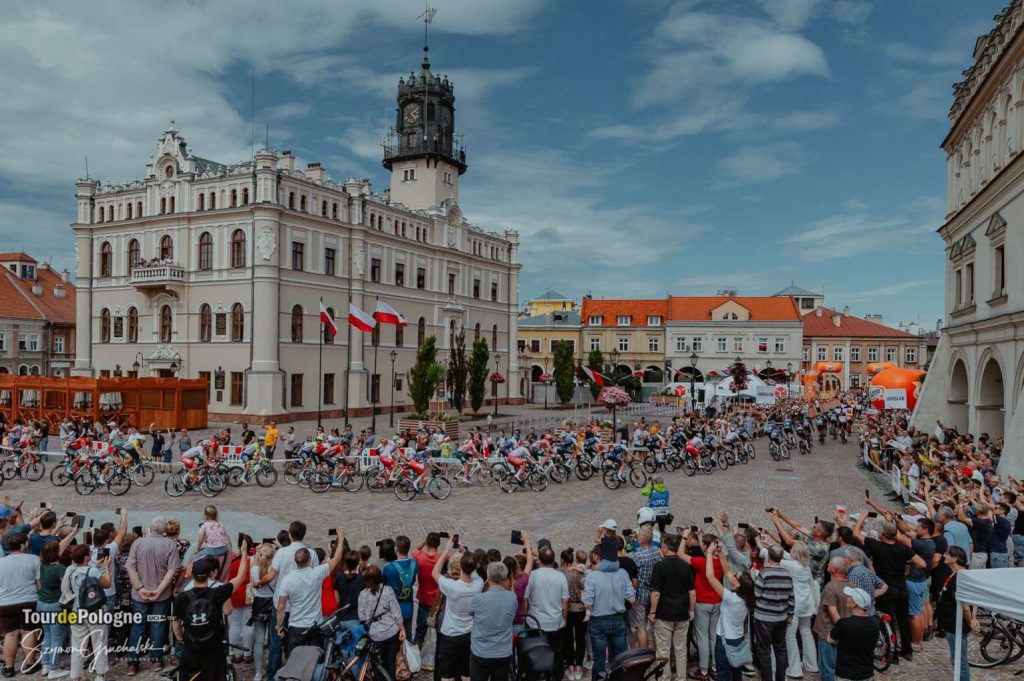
[973,621,1013,667]
[574,460,594,481]
[527,470,548,492]
[365,466,388,492]
[283,461,303,485]
[107,472,132,496]
[24,461,45,481]
[715,452,729,471]
[780,445,791,460]
[342,470,365,492]
[0,461,16,480]
[309,471,332,493]
[769,443,781,461]
[200,476,223,497]
[642,455,659,475]
[475,466,494,486]
[700,456,713,475]
[603,469,623,490]
[255,466,278,487]
[132,463,156,486]
[497,470,519,493]
[75,471,98,496]
[548,463,568,484]
[227,467,246,487]
[746,443,756,460]
[165,473,187,497]
[873,620,894,673]
[682,457,696,477]
[628,465,648,488]
[663,454,678,472]
[50,465,72,487]
[394,479,417,502]
[428,475,453,500]
[736,447,748,464]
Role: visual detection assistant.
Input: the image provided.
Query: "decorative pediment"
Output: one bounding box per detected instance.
[984,211,1007,238]
[949,233,977,260]
[709,299,750,321]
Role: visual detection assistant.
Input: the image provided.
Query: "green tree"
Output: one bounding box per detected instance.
[468,338,490,413]
[553,341,576,405]
[448,329,468,414]
[408,336,445,416]
[586,348,604,399]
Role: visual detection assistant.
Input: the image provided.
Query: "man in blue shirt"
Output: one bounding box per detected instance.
[382,535,417,637]
[936,507,973,562]
[583,537,635,680]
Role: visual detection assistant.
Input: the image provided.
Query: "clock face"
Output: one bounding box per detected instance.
[403,104,420,126]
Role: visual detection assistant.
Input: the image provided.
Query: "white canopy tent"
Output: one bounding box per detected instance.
[952,568,1024,679]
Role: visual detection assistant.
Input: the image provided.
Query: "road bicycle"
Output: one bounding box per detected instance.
[226,455,279,488]
[310,458,365,493]
[73,460,133,496]
[602,459,648,490]
[165,462,227,497]
[968,609,1024,669]
[394,460,452,501]
[1,449,45,481]
[497,456,550,493]
[873,612,896,673]
[454,457,496,486]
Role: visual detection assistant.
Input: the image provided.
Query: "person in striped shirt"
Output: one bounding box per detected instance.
[753,545,794,681]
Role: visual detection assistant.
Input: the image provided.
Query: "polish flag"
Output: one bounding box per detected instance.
[319,300,338,338]
[581,365,605,388]
[373,300,408,327]
[348,303,376,333]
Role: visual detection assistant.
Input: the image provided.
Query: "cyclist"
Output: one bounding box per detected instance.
[181,440,214,485]
[607,442,631,481]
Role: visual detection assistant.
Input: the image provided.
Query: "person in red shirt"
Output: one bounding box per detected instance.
[315,547,339,616]
[676,530,723,681]
[412,532,443,648]
[227,533,254,663]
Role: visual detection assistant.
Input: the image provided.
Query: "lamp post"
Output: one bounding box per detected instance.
[493,353,501,416]
[609,349,620,379]
[543,360,549,411]
[113,364,122,378]
[169,352,182,376]
[389,349,397,428]
[787,361,793,397]
[689,351,698,416]
[132,352,144,377]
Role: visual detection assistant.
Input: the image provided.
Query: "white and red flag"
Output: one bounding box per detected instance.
[319,299,338,338]
[581,365,605,387]
[373,300,408,327]
[348,302,376,333]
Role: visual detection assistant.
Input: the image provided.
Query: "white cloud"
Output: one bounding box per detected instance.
[883,41,967,68]
[714,142,808,187]
[841,198,868,211]
[829,279,941,303]
[0,200,76,270]
[784,204,941,261]
[830,0,873,26]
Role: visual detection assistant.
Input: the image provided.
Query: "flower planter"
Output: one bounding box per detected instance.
[397,419,460,439]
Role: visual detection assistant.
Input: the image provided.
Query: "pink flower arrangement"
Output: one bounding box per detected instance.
[489,371,506,384]
[597,386,631,409]
[537,372,553,384]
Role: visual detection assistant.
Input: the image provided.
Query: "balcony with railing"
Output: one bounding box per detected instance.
[381,129,467,170]
[129,264,186,288]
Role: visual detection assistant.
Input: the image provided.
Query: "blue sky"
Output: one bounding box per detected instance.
[0,0,1006,327]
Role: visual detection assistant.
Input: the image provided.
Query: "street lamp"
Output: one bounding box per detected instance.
[493,353,501,416]
[543,360,549,411]
[113,364,122,377]
[169,352,182,376]
[689,351,698,416]
[609,349,620,378]
[787,361,793,397]
[389,349,398,428]
[132,352,144,376]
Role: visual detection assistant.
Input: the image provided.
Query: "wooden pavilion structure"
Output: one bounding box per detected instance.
[0,376,208,430]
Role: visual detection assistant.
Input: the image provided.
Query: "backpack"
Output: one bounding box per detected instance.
[76,568,106,613]
[182,589,220,644]
[395,559,416,601]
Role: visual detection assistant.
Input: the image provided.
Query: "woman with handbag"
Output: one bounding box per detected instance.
[705,542,756,681]
[358,565,406,681]
[248,542,276,681]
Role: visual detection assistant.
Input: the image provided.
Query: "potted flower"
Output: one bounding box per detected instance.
[597,386,631,435]
[489,372,506,384]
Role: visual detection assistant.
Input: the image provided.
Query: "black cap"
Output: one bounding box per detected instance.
[192,558,219,580]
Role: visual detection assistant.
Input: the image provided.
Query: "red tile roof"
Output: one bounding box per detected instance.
[0,266,76,324]
[801,307,917,338]
[0,252,37,263]
[668,296,800,321]
[580,298,668,327]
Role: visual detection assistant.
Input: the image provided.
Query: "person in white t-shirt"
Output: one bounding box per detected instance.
[0,532,41,674]
[432,538,484,681]
[525,545,570,681]
[704,541,757,680]
[253,521,320,678]
[276,526,344,654]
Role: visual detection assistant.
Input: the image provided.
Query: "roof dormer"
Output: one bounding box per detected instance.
[710,299,750,321]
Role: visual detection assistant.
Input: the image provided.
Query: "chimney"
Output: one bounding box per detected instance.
[833,312,841,327]
[361,179,372,196]
[61,269,69,282]
[344,177,362,195]
[31,282,42,296]
[865,314,884,326]
[305,162,323,182]
[280,150,295,172]
[38,262,50,271]
[53,284,66,298]
[815,307,823,317]
[842,306,850,317]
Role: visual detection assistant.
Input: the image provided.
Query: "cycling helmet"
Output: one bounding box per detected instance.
[636,507,657,526]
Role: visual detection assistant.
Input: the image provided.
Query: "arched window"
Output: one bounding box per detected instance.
[209,192,216,209]
[127,239,140,272]
[231,303,244,342]
[332,203,338,220]
[160,197,166,214]
[168,196,175,213]
[136,201,143,217]
[107,206,114,221]
[230,189,237,207]
[321,200,327,216]
[96,206,104,223]
[198,193,205,211]
[242,187,249,204]
[323,307,335,344]
[127,307,138,342]
[126,202,133,220]
[159,305,172,342]
[198,232,213,270]
[288,192,295,210]
[396,324,404,347]
[230,229,246,268]
[100,308,111,343]
[291,305,304,343]
[17,365,28,376]
[417,317,426,348]
[300,195,307,213]
[99,241,112,277]
[449,321,457,347]
[492,324,498,350]
[474,323,481,341]
[199,304,212,342]
[159,235,174,261]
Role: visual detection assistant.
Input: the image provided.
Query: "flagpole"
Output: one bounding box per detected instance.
[343,294,351,427]
[371,296,380,433]
[317,296,324,429]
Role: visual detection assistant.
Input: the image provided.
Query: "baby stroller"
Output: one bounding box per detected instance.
[515,615,557,680]
[608,648,667,681]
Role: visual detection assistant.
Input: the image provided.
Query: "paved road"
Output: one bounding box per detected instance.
[4,436,1020,679]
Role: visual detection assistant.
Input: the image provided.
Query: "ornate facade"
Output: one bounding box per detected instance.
[71,58,521,421]
[913,1,1024,477]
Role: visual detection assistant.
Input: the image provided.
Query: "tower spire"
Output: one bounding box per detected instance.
[419,5,437,71]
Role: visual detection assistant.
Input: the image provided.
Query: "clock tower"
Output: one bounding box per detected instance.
[382,45,467,210]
